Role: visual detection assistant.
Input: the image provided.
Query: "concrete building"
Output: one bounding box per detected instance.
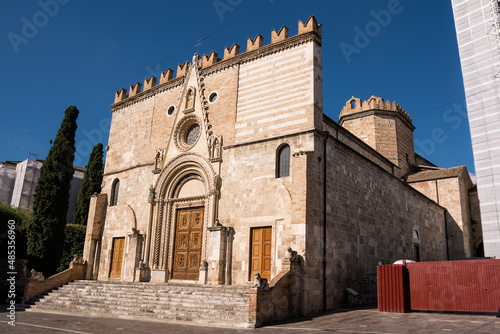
[451,0,500,258]
[0,158,85,223]
[82,17,480,317]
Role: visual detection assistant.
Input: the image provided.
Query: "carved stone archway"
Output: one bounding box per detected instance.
[146,153,219,283]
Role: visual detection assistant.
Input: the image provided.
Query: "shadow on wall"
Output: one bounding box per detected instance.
[445,211,465,260]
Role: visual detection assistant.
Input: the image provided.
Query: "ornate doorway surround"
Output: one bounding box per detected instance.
[146,153,219,283]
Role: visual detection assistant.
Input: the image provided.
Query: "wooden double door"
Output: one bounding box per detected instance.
[250,227,272,281]
[172,207,204,280]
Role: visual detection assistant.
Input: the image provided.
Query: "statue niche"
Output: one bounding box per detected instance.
[185,88,195,111]
[153,148,166,174]
[208,134,222,162]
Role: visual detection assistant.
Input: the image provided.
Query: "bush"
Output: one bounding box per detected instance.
[57,224,86,272]
[0,200,32,259]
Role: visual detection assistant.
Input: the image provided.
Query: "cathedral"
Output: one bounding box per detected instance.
[82,16,481,315]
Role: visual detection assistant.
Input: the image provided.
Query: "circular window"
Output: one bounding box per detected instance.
[174,115,202,151]
[208,92,218,103]
[167,105,175,116]
[186,124,200,145]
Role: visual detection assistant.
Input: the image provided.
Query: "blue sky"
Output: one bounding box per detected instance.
[0,0,474,174]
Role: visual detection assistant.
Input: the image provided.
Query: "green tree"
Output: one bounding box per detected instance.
[27,105,79,276]
[72,143,104,226]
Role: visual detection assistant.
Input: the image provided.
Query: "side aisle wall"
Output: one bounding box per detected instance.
[303,133,448,314]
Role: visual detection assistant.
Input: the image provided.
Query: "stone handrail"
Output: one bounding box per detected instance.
[23,262,86,302]
[248,258,302,327]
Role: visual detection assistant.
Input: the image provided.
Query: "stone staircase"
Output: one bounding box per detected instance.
[24,280,253,328]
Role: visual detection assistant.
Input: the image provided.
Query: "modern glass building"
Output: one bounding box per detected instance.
[451,0,500,257]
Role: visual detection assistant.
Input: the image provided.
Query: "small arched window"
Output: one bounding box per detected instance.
[350,100,356,109]
[110,179,120,206]
[276,144,290,178]
[413,229,420,262]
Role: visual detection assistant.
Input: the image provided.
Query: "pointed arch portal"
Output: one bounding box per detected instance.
[147,154,219,282]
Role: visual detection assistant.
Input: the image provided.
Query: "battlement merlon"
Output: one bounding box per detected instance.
[339,96,414,129]
[111,16,322,106]
[199,51,218,68]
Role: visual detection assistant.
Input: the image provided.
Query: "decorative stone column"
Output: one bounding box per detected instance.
[199,260,208,284]
[207,225,227,284]
[124,233,143,282]
[83,193,107,280]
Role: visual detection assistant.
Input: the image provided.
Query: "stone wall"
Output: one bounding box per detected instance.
[408,168,474,259]
[302,133,448,314]
[234,40,320,143]
[221,132,313,284]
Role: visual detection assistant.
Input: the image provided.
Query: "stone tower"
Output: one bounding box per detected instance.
[339,96,415,177]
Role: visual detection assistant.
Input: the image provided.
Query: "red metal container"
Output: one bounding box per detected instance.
[407,259,500,313]
[377,264,410,313]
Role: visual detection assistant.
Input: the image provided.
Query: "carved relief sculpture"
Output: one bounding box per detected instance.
[148,184,155,203]
[208,134,223,161]
[153,148,166,174]
[185,88,195,110]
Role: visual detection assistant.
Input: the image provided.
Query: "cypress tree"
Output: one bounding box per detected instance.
[72,143,104,226]
[27,105,79,276]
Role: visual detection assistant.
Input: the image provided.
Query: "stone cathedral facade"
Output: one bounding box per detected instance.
[83,17,481,314]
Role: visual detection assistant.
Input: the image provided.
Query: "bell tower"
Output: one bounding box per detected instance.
[339,96,416,177]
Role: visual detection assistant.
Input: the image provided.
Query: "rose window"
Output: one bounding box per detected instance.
[186,124,200,145]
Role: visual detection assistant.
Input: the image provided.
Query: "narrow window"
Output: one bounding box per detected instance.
[277,144,290,178]
[413,229,420,261]
[111,179,120,206]
[350,100,356,109]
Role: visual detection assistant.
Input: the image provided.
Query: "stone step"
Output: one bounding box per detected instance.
[55,287,249,299]
[28,280,253,328]
[68,280,251,292]
[31,300,248,318]
[37,295,249,311]
[26,304,251,327]
[44,290,249,305]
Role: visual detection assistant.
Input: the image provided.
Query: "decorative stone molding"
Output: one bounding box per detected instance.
[173,115,202,152]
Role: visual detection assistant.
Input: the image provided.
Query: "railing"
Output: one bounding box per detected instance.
[23,262,86,302]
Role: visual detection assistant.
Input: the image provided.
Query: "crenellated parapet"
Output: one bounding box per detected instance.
[298,16,322,37]
[271,26,289,43]
[160,69,174,85]
[247,34,264,52]
[176,61,190,78]
[199,51,218,68]
[340,95,413,125]
[112,16,321,105]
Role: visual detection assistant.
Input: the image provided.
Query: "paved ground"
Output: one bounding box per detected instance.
[0,305,498,333]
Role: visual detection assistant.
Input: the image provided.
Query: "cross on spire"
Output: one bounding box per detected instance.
[195,36,208,54]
